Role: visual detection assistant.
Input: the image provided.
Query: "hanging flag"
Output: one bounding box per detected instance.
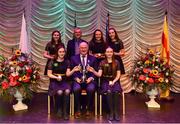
[160,12,172,99]
[105,12,109,42]
[161,13,170,64]
[19,13,29,54]
[74,12,77,28]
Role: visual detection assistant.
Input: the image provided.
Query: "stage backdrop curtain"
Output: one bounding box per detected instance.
[0,0,180,93]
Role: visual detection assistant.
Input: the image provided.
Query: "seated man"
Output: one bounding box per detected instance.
[70,42,97,118]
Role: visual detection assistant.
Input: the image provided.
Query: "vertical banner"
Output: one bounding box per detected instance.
[160,13,170,98]
[161,14,170,64]
[19,13,29,54]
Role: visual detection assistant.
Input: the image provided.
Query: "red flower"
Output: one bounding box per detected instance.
[23,79,30,83]
[139,75,146,81]
[2,81,9,89]
[10,55,17,61]
[143,68,150,73]
[9,75,19,86]
[153,75,160,79]
[147,78,154,84]
[18,62,24,67]
[36,75,40,80]
[27,68,32,74]
[149,72,154,77]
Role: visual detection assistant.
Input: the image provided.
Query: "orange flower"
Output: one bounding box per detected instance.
[152,69,158,75]
[22,75,28,80]
[15,49,21,56]
[12,61,18,66]
[158,77,164,83]
[22,75,30,83]
[148,49,154,54]
[145,60,150,65]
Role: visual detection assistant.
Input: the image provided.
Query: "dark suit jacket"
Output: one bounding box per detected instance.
[70,54,98,81]
[66,38,87,60]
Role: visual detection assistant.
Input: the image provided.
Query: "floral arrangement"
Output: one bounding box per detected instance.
[131,49,174,93]
[0,49,40,101]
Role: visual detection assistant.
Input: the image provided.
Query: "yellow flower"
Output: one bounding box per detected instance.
[158,77,164,83]
[145,60,150,64]
[148,49,154,54]
[22,75,27,80]
[12,61,18,66]
[15,49,21,56]
[152,69,158,75]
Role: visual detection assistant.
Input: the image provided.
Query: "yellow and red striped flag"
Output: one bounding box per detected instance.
[160,13,170,98]
[161,14,170,64]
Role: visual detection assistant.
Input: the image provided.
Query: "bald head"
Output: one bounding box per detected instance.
[79,42,89,56]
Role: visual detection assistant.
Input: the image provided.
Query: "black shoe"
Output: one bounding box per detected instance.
[75,112,81,119]
[64,114,69,120]
[115,114,120,121]
[107,113,114,121]
[56,109,62,118]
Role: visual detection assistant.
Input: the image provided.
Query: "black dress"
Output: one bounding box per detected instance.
[89,41,107,64]
[48,59,71,96]
[44,42,64,75]
[99,59,122,93]
[108,40,125,74]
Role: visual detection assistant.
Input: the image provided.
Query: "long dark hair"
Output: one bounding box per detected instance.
[90,29,105,44]
[51,30,62,45]
[105,47,117,77]
[107,27,120,44]
[54,45,66,60]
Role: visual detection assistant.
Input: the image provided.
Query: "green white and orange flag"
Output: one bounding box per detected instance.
[161,14,170,64]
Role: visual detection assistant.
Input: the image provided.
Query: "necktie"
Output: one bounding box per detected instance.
[82,55,86,82]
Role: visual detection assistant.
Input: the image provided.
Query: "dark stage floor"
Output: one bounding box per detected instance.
[0,91,180,123]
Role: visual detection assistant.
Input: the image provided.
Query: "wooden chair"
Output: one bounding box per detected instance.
[48,95,72,115]
[99,91,126,116]
[71,90,98,116]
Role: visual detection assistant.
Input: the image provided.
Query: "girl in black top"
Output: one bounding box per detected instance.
[107,28,125,74]
[43,30,64,75]
[47,46,70,120]
[89,29,107,65]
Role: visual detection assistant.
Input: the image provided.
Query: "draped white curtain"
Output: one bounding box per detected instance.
[0,0,180,93]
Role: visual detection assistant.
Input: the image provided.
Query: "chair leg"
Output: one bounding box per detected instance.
[95,92,97,116]
[70,94,72,116]
[100,94,102,116]
[48,95,50,114]
[71,93,74,116]
[122,92,125,115]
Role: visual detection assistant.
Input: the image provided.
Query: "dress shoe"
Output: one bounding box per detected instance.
[115,114,120,121]
[107,113,114,121]
[74,112,81,119]
[85,111,92,118]
[64,114,69,120]
[56,109,62,118]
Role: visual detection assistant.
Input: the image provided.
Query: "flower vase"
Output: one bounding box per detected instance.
[145,88,160,108]
[13,90,28,111]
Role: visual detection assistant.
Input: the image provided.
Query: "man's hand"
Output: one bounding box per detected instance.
[73,65,81,72]
[75,77,81,84]
[86,77,94,84]
[86,65,95,73]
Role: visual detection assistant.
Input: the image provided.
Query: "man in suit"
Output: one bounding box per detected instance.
[66,27,87,60]
[70,42,97,118]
